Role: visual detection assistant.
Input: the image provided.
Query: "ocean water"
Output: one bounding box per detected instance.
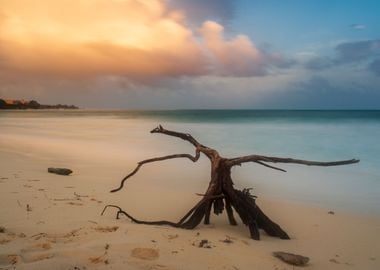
[1,110,379,214]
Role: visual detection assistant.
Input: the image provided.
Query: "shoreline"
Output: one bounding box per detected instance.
[1,150,379,269]
[1,141,378,218]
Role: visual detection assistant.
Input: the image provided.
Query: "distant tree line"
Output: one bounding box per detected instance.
[0,99,78,110]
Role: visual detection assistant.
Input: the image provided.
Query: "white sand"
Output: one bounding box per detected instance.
[0,149,379,270]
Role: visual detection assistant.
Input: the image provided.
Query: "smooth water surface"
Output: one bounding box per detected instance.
[1,110,379,214]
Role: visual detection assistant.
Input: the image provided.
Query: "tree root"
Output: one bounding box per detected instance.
[105,125,358,240]
[102,188,289,240]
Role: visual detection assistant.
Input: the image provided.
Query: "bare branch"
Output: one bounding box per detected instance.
[150,125,218,159]
[101,205,180,226]
[110,150,200,193]
[254,161,287,172]
[101,198,209,229]
[151,125,201,147]
[227,155,359,169]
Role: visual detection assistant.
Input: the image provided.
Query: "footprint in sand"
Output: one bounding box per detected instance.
[21,242,52,253]
[94,226,119,233]
[89,243,110,265]
[30,228,84,244]
[20,242,54,263]
[21,252,55,263]
[0,238,12,245]
[0,254,19,266]
[67,202,84,206]
[68,266,87,270]
[90,198,103,203]
[165,234,179,240]
[89,256,109,265]
[131,248,159,260]
[0,229,14,244]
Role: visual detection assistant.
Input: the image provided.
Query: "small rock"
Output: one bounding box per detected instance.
[328,211,335,215]
[199,239,208,247]
[273,251,310,266]
[199,239,211,248]
[0,226,5,233]
[48,168,73,176]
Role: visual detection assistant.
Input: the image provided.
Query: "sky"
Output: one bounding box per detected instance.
[0,0,379,109]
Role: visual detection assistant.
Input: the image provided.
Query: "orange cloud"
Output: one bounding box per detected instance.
[0,0,206,78]
[0,0,276,80]
[200,21,266,76]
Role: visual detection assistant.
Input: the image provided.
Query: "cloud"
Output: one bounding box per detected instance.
[267,53,297,69]
[0,0,207,81]
[0,0,299,109]
[0,0,291,82]
[267,75,380,109]
[350,24,366,30]
[304,57,333,70]
[200,21,266,76]
[304,39,380,70]
[169,0,236,26]
[335,39,380,64]
[199,21,296,76]
[369,59,380,76]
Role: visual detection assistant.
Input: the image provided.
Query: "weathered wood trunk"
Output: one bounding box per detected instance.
[103,125,359,240]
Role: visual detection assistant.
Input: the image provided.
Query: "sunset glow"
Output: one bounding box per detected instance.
[0,0,269,79]
[0,0,379,108]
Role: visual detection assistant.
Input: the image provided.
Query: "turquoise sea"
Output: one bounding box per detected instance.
[1,110,379,214]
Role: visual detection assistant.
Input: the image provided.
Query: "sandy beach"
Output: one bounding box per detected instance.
[1,0,380,268]
[0,146,379,270]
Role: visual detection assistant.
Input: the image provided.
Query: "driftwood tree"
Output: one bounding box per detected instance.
[104,125,359,240]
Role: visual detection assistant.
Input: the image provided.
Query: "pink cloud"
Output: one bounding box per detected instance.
[200,21,266,76]
[0,0,289,83]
